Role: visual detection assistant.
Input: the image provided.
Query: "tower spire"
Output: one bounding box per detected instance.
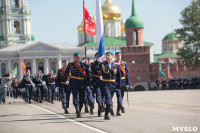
[132,0,136,16]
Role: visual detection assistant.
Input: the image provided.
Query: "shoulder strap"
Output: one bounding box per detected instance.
[73,61,87,78]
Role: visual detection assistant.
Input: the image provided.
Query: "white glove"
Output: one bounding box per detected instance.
[66,81,69,85]
[100,76,103,80]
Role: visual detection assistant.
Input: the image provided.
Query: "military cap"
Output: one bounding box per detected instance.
[95,52,98,56]
[115,51,122,55]
[38,70,42,73]
[74,52,80,56]
[62,59,68,62]
[106,51,113,55]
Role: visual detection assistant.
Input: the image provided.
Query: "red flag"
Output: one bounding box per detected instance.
[83,3,96,35]
[22,60,26,74]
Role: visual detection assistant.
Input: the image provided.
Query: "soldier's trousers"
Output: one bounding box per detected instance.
[36,85,43,98]
[94,82,105,104]
[69,79,85,110]
[59,84,71,108]
[48,84,55,100]
[25,85,32,99]
[84,87,94,104]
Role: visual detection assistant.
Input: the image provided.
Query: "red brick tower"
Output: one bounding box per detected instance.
[121,0,159,90]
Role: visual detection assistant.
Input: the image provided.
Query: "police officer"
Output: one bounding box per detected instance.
[99,52,121,120]
[46,70,56,104]
[11,78,19,99]
[33,70,44,103]
[68,52,87,118]
[114,51,129,116]
[57,59,71,114]
[91,52,105,117]
[21,70,34,104]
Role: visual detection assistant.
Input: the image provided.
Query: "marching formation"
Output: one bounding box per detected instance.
[3,51,130,120]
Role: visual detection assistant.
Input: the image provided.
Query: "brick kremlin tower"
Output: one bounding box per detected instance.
[121,0,159,91]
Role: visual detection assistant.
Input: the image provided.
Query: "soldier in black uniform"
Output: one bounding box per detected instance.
[21,70,34,104]
[155,79,160,90]
[91,52,105,117]
[162,79,167,90]
[33,70,45,103]
[57,59,71,114]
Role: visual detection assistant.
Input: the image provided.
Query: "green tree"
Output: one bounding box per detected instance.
[175,0,200,68]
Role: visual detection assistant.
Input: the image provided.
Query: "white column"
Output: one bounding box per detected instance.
[7,20,10,34]
[32,58,36,75]
[57,58,62,70]
[19,59,23,79]
[44,58,49,75]
[24,19,27,34]
[2,20,5,35]
[8,59,12,74]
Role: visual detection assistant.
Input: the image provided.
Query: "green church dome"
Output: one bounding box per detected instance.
[125,0,144,28]
[162,32,179,41]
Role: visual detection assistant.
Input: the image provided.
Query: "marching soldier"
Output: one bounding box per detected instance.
[85,57,95,115]
[99,52,121,120]
[33,70,45,103]
[114,52,129,116]
[91,52,105,117]
[68,52,87,118]
[57,59,71,114]
[155,79,160,89]
[46,70,56,104]
[162,79,167,90]
[11,78,19,99]
[21,70,34,104]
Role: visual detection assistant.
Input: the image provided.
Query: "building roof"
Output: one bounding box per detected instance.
[125,0,144,28]
[78,37,153,47]
[162,32,179,41]
[0,42,80,52]
[154,53,180,58]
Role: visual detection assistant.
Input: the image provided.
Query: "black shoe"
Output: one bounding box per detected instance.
[85,104,89,113]
[98,110,102,117]
[63,105,69,114]
[99,104,104,112]
[120,105,125,113]
[65,110,69,114]
[76,106,82,118]
[29,99,31,104]
[116,106,121,116]
[90,107,94,115]
[104,115,110,120]
[109,106,114,116]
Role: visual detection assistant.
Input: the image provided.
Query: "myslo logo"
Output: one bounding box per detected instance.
[172,127,198,132]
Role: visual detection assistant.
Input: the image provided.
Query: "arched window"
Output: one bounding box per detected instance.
[13,0,19,8]
[26,62,31,73]
[13,62,19,76]
[14,21,20,33]
[50,61,56,74]
[38,62,44,73]
[1,63,6,75]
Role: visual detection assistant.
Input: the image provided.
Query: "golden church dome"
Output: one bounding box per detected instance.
[77,20,84,33]
[121,18,125,32]
[102,0,121,21]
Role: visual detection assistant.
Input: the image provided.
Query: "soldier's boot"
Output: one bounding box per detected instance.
[63,105,69,114]
[109,106,114,116]
[104,108,110,120]
[90,102,94,115]
[51,98,54,104]
[120,105,125,113]
[75,106,82,118]
[116,106,121,116]
[38,97,41,103]
[98,104,102,117]
[98,103,104,112]
[40,98,43,103]
[84,104,89,113]
[28,98,31,104]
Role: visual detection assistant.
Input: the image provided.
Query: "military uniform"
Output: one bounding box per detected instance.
[99,60,121,120]
[162,79,167,90]
[33,74,45,103]
[57,63,71,114]
[46,74,56,104]
[21,74,34,104]
[155,79,160,89]
[92,59,105,117]
[68,56,87,118]
[114,60,129,116]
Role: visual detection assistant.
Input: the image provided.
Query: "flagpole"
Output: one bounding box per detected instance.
[83,0,87,59]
